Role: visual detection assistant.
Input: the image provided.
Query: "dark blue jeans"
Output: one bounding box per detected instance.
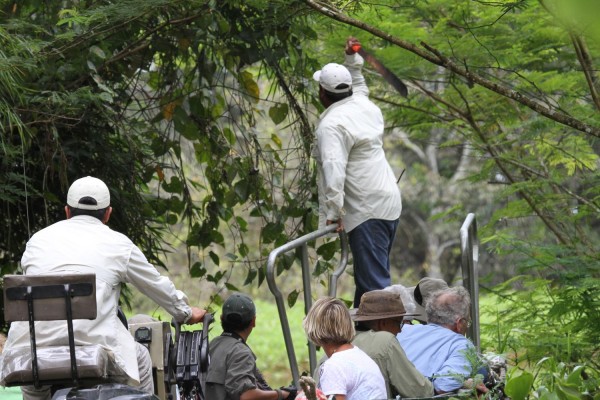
[348,218,399,307]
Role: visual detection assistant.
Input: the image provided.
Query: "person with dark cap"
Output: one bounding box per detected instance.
[206,293,296,400]
[312,36,402,308]
[313,290,434,399]
[0,176,206,400]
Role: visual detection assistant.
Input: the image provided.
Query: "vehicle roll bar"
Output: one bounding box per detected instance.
[460,213,480,351]
[267,214,479,383]
[266,224,349,385]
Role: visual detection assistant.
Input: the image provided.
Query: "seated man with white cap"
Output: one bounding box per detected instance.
[1,176,206,400]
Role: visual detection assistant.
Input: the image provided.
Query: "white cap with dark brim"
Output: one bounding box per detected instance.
[313,63,352,94]
[67,176,110,210]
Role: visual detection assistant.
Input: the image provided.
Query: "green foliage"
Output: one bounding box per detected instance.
[505,370,534,400]
[310,0,600,372]
[527,359,600,400]
[480,272,600,370]
[0,0,330,321]
[1,4,600,397]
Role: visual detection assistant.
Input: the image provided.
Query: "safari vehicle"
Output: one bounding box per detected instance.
[1,273,212,400]
[265,213,499,399]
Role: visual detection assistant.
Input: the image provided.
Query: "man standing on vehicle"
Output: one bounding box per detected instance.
[313,37,402,307]
[1,176,206,399]
[206,293,296,400]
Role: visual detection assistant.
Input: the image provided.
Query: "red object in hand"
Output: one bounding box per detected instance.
[351,44,361,53]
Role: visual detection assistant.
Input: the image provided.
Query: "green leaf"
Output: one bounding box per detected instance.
[271,133,283,149]
[269,103,289,125]
[209,251,220,266]
[207,271,225,284]
[239,71,259,102]
[89,45,106,60]
[173,107,199,140]
[556,382,584,400]
[190,262,206,278]
[236,216,248,232]
[316,241,338,261]
[538,388,560,400]
[313,260,329,276]
[234,179,250,202]
[162,176,183,193]
[566,366,584,386]
[166,213,178,225]
[262,222,282,244]
[215,13,231,34]
[223,127,236,145]
[287,290,300,307]
[505,371,534,400]
[244,268,257,285]
[238,243,249,257]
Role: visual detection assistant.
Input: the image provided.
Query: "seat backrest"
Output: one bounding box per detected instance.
[3,273,97,322]
[1,273,101,389]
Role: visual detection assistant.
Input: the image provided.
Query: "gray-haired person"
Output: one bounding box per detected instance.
[397,286,488,394]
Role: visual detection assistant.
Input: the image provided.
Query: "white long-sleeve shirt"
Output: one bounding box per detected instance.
[1,215,192,385]
[314,53,402,232]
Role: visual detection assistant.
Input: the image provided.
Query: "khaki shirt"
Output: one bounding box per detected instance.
[206,335,260,400]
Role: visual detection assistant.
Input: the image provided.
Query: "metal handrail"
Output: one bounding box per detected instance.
[266,224,349,384]
[460,213,480,351]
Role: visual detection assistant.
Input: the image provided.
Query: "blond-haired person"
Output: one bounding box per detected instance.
[303,297,386,400]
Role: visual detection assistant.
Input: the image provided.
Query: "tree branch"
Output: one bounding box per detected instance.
[570,33,600,112]
[303,0,600,138]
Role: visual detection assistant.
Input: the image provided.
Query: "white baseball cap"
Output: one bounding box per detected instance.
[67,176,110,210]
[313,63,352,94]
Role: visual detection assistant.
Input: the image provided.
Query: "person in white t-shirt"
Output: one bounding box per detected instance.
[303,297,387,400]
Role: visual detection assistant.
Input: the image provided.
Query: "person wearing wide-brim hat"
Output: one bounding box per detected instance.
[313,290,434,399]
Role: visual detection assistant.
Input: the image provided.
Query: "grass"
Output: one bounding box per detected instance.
[0,386,22,400]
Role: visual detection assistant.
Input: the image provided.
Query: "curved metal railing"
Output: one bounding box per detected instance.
[265,224,349,384]
[267,213,479,383]
[460,213,480,351]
